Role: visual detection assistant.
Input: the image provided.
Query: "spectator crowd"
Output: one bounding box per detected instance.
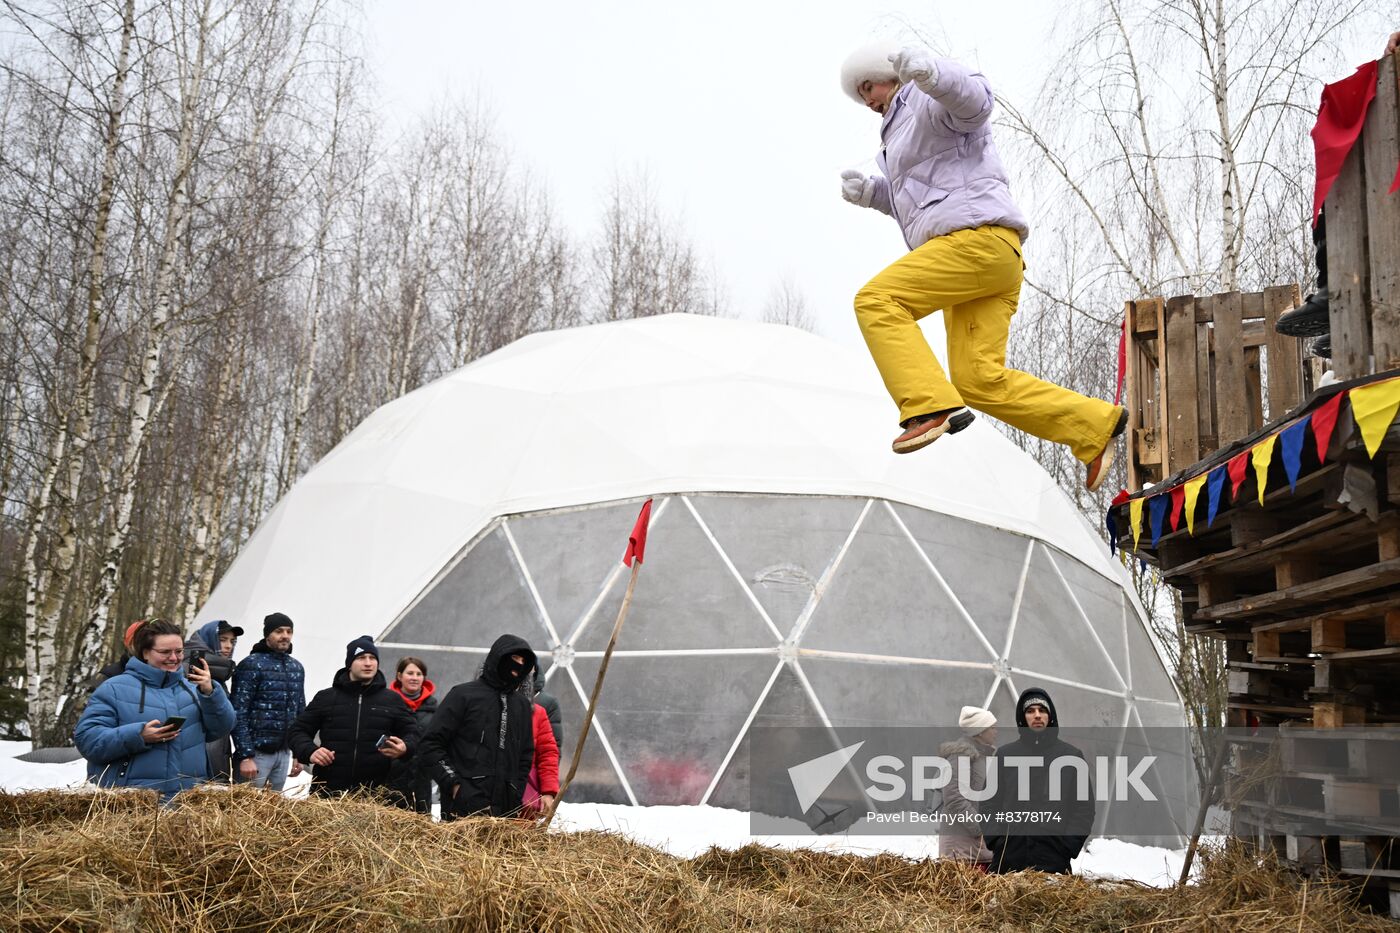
[74,614,1091,874]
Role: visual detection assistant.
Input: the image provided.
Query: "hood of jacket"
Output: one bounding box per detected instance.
[480,634,537,691]
[333,667,386,694]
[389,677,436,711]
[1014,687,1059,743]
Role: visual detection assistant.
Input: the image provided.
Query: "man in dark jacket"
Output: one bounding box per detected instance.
[422,633,537,819]
[983,687,1095,874]
[231,612,305,790]
[184,619,244,781]
[287,636,418,797]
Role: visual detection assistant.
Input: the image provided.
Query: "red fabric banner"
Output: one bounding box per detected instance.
[1311,60,1379,224]
[1115,316,1127,406]
[623,498,654,567]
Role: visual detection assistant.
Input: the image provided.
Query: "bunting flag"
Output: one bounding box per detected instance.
[1311,391,1345,460]
[1350,378,1400,458]
[1279,417,1311,492]
[1130,497,1145,551]
[1169,485,1186,532]
[1149,495,1169,547]
[1206,467,1227,528]
[1227,451,1251,497]
[1252,434,1279,506]
[1184,474,1208,535]
[1115,317,1127,406]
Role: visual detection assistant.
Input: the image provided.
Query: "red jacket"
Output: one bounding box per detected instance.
[531,703,560,796]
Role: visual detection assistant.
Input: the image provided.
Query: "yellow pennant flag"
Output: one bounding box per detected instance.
[1350,378,1400,458]
[1183,474,1208,535]
[1252,434,1278,506]
[1130,497,1144,551]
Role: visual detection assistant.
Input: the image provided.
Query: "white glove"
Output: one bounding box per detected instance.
[840,169,875,208]
[888,48,938,92]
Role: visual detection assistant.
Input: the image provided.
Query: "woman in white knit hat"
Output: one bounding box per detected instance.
[935,705,999,867]
[837,41,1124,491]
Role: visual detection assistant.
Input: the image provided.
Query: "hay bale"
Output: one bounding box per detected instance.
[0,788,1393,932]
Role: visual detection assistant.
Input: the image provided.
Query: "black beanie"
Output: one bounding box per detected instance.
[345,635,379,667]
[264,612,293,637]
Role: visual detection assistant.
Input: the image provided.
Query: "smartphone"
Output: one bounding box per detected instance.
[374,734,389,750]
[189,649,207,669]
[161,716,186,730]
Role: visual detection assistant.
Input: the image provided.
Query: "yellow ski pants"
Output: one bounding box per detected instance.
[854,225,1120,464]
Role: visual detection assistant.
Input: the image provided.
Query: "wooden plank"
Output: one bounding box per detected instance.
[1364,53,1400,371]
[1163,509,1354,582]
[1193,557,1400,623]
[1327,102,1373,380]
[1244,345,1264,433]
[1263,284,1304,421]
[1164,295,1200,474]
[1196,310,1215,450]
[1213,291,1250,447]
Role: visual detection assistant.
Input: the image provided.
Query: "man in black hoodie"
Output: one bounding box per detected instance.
[983,687,1095,874]
[287,636,418,797]
[421,633,537,819]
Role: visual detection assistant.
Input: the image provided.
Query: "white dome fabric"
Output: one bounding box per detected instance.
[199,314,1185,830]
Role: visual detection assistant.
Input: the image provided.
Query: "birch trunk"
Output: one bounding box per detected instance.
[56,0,213,724]
[24,0,137,743]
[1209,0,1240,291]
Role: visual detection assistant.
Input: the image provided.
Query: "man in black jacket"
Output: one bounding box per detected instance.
[421,633,536,819]
[983,687,1095,874]
[287,636,418,798]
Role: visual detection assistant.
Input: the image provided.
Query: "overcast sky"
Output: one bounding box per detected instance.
[363,1,1390,350]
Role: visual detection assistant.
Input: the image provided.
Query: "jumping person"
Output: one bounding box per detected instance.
[838,42,1125,490]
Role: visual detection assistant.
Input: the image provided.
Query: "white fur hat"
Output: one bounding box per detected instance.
[840,41,900,104]
[958,706,997,735]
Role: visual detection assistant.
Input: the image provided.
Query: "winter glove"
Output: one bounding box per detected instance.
[888,48,939,94]
[840,169,876,209]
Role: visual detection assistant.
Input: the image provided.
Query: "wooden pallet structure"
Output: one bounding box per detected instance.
[1110,52,1400,916]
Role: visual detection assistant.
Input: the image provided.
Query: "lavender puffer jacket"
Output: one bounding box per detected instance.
[867,59,1030,250]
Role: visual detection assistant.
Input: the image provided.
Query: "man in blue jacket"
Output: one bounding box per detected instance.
[230,612,305,790]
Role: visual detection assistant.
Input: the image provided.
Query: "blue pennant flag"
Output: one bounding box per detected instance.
[1279,416,1311,492]
[1106,507,1118,556]
[1206,467,1227,528]
[1149,495,1169,547]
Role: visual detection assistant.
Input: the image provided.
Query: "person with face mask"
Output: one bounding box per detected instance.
[837,42,1124,491]
[420,634,538,819]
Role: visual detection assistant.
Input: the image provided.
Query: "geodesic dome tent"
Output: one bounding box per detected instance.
[198,314,1187,835]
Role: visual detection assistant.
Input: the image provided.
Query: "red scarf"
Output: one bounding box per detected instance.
[388,678,435,712]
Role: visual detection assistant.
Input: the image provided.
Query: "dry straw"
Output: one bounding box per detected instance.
[0,787,1392,932]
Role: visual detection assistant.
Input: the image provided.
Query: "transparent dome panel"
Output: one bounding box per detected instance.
[799,656,995,728]
[1009,544,1126,691]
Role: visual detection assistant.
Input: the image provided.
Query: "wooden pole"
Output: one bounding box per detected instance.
[1178,731,1231,885]
[541,559,642,830]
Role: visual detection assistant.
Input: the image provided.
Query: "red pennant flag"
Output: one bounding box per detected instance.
[1111,489,1130,507]
[1227,451,1250,498]
[1169,485,1185,532]
[1311,391,1346,462]
[623,498,654,567]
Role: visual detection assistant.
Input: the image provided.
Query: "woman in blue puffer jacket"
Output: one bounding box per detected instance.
[74,618,236,798]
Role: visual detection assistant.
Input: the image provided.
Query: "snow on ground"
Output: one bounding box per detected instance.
[0,742,1189,887]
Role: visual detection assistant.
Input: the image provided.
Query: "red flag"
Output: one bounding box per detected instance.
[1227,451,1250,498]
[1169,484,1185,532]
[1114,316,1127,406]
[623,498,654,567]
[1311,391,1346,462]
[1310,61,1379,224]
